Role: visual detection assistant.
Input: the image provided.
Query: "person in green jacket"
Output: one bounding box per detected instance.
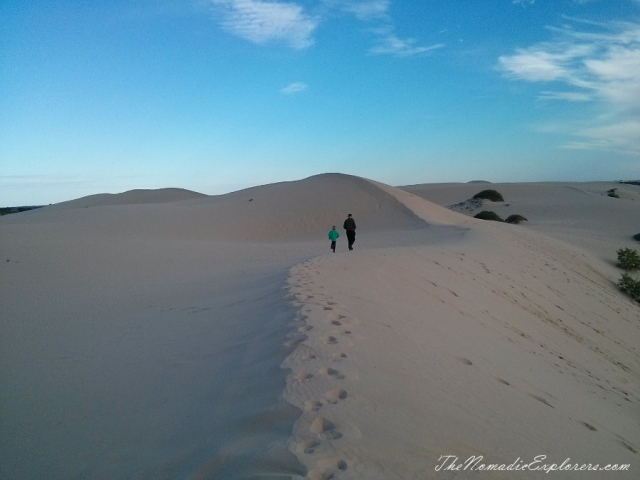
[328,226,340,253]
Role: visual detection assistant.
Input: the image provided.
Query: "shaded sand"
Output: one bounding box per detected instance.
[0,174,428,478]
[2,174,639,479]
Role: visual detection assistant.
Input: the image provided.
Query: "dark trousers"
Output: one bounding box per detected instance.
[330,240,336,252]
[346,230,356,249]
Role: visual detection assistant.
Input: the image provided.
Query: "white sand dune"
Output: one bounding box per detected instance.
[402,181,640,261]
[283,179,639,479]
[1,174,639,479]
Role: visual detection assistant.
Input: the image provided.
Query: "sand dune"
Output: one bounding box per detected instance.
[1,174,639,479]
[283,179,639,479]
[51,188,208,209]
[401,181,640,261]
[13,174,427,243]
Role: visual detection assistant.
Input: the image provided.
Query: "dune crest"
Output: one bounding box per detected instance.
[16,174,432,243]
[51,187,207,208]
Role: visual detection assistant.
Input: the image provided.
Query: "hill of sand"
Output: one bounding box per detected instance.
[401,181,640,260]
[51,187,208,208]
[1,174,639,479]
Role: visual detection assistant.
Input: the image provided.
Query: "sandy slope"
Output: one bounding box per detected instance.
[401,181,640,261]
[1,174,639,479]
[0,174,429,478]
[283,179,639,479]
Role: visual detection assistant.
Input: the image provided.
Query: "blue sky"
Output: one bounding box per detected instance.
[1,0,639,205]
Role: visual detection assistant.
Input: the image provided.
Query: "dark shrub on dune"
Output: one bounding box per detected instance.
[474,211,503,222]
[505,214,528,224]
[633,233,640,242]
[617,248,640,271]
[618,274,640,301]
[472,189,504,202]
[616,247,640,302]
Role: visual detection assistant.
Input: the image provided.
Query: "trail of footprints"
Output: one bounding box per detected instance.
[288,260,356,479]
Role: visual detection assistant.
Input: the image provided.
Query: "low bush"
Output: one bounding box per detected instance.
[617,248,640,270]
[618,274,640,301]
[633,233,640,242]
[474,211,503,222]
[505,214,528,224]
[472,189,504,202]
[607,188,619,198]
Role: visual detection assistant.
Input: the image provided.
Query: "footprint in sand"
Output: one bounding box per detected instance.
[323,306,333,311]
[296,439,319,454]
[298,325,313,332]
[309,416,342,440]
[331,320,342,326]
[294,372,313,381]
[304,400,323,411]
[301,352,316,361]
[325,388,348,404]
[316,458,347,471]
[307,459,348,480]
[321,335,338,345]
[331,352,347,362]
[319,367,344,379]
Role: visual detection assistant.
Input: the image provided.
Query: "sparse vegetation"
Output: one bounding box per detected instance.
[607,188,619,198]
[618,274,640,301]
[472,189,504,202]
[633,233,640,242]
[0,206,43,216]
[474,211,503,222]
[616,247,640,302]
[505,214,528,224]
[618,180,640,186]
[617,248,640,271]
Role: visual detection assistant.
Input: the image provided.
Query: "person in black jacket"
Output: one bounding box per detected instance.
[343,214,356,250]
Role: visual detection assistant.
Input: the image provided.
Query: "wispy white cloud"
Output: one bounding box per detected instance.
[342,0,390,20]
[369,32,444,57]
[335,2,440,57]
[210,0,441,58]
[499,49,569,81]
[499,20,640,154]
[513,0,535,6]
[321,0,390,20]
[558,121,640,155]
[210,0,318,49]
[539,91,592,102]
[280,81,307,94]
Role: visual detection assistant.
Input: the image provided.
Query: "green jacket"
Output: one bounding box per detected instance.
[328,229,340,241]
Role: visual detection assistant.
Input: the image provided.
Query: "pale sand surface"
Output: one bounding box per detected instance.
[284,179,639,479]
[1,174,639,479]
[401,181,640,260]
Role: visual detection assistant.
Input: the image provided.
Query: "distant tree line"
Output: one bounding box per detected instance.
[0,206,44,216]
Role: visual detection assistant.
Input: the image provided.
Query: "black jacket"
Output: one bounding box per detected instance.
[343,217,356,231]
